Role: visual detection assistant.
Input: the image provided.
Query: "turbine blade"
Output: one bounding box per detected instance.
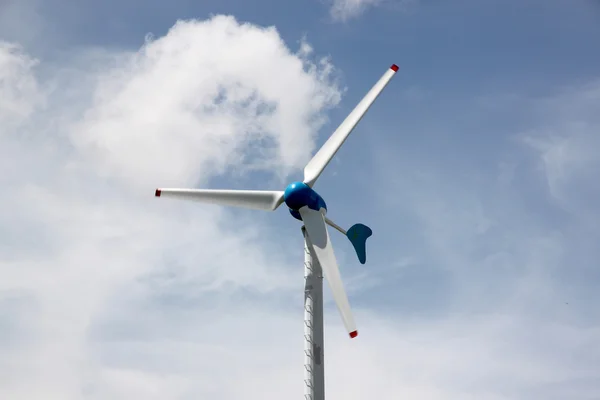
[299,206,358,338]
[303,64,399,187]
[154,188,285,211]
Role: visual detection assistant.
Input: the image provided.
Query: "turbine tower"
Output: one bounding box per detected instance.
[155,63,399,399]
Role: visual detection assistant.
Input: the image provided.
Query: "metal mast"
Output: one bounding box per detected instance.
[302,226,325,400]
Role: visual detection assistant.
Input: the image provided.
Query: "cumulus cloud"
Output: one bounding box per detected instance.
[69,19,341,188]
[0,15,345,399]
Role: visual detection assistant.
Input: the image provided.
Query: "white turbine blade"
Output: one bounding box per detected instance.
[155,188,285,211]
[303,64,399,187]
[299,206,358,338]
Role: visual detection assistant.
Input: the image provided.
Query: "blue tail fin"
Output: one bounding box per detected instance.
[346,223,373,264]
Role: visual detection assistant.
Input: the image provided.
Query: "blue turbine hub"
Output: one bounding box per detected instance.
[283,182,327,221]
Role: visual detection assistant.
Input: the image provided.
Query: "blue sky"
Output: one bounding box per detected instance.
[1,0,600,398]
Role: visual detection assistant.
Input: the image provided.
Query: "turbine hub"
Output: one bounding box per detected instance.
[283,181,327,220]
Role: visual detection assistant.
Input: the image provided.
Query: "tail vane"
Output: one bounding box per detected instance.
[346,223,372,264]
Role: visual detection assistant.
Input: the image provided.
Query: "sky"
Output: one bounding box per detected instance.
[1,0,600,399]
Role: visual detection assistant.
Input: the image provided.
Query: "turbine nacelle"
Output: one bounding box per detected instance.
[283,181,327,221]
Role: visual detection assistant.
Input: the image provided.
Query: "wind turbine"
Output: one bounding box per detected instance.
[154,63,398,399]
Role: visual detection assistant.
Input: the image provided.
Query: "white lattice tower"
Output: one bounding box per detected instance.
[302,226,325,400]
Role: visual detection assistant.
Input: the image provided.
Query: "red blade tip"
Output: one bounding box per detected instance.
[390,64,399,72]
[155,189,161,197]
[349,330,358,338]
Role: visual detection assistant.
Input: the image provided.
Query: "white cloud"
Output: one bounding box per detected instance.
[0,15,345,399]
[66,19,341,188]
[329,0,417,22]
[2,12,600,400]
[0,42,43,129]
[330,0,382,21]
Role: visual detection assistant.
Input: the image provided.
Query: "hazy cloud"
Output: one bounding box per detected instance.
[363,77,600,399]
[329,0,417,22]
